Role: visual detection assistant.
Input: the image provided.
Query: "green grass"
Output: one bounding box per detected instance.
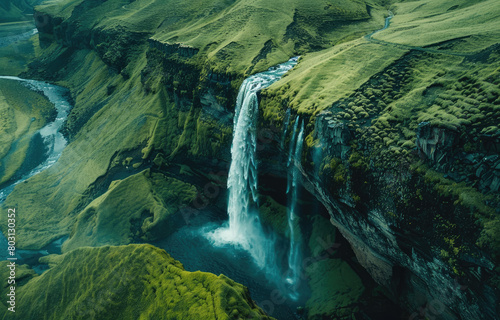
[35,0,391,75]
[4,244,275,319]
[63,169,197,251]
[376,0,500,52]
[258,195,288,237]
[261,40,407,119]
[260,0,500,119]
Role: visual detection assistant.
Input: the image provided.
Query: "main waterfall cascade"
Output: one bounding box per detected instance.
[208,57,298,277]
[286,118,305,296]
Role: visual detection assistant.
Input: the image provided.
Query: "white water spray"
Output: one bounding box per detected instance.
[208,57,298,270]
[286,117,304,296]
[280,108,291,149]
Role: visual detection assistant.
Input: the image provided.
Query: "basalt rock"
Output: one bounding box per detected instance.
[147,38,199,58]
[316,111,352,160]
[416,122,500,193]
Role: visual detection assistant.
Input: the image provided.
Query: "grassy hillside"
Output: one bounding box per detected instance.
[261,0,500,116]
[36,0,390,74]
[375,0,500,51]
[63,169,197,251]
[0,0,43,23]
[0,244,275,319]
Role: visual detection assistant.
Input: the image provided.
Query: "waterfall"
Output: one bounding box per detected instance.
[209,57,298,271]
[280,108,291,149]
[287,117,300,167]
[286,117,304,297]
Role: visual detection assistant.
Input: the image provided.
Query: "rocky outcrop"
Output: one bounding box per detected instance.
[417,122,500,193]
[316,111,352,160]
[301,174,498,320]
[416,122,458,164]
[147,38,199,58]
[285,96,499,319]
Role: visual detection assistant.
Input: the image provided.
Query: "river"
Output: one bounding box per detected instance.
[0,76,72,270]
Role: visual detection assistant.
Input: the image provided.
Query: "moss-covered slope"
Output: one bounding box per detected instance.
[260,0,500,115]
[63,169,197,251]
[1,244,274,319]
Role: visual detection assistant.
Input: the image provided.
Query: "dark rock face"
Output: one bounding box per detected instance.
[147,39,199,58]
[304,117,499,320]
[34,9,146,71]
[256,97,498,319]
[315,112,352,160]
[416,122,500,193]
[416,122,458,164]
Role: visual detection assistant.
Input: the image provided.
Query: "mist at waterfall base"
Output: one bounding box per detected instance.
[207,58,305,286]
[154,208,303,320]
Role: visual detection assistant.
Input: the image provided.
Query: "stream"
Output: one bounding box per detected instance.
[0,76,72,270]
[365,11,394,40]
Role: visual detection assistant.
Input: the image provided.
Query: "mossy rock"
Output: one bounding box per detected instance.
[6,244,275,320]
[306,215,365,319]
[258,195,288,238]
[63,169,197,251]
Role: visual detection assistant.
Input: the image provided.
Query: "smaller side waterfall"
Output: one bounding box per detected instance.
[280,109,291,149]
[286,117,305,298]
[287,117,300,167]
